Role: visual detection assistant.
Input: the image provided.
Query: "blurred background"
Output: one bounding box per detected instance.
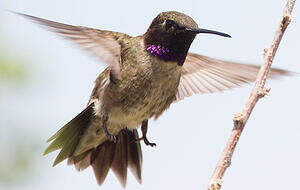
[0,1,299,190]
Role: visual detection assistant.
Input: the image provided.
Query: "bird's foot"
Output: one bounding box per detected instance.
[136,136,156,147]
[105,132,117,142]
[101,110,117,143]
[136,119,156,147]
[102,121,117,142]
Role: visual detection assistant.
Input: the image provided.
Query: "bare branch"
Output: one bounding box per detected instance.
[207,1,296,189]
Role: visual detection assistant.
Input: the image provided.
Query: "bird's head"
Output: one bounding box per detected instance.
[144,11,230,65]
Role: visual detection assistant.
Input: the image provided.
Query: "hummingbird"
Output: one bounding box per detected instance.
[15,11,289,187]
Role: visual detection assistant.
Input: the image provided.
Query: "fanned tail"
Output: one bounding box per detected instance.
[44,103,142,187]
[67,129,142,187]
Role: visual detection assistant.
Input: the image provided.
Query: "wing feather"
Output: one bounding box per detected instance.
[14,12,131,79]
[176,53,291,101]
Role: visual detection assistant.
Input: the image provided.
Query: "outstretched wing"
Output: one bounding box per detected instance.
[14,12,131,78]
[176,53,291,101]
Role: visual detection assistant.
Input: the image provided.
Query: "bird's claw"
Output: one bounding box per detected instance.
[146,141,156,147]
[136,136,156,147]
[106,133,117,143]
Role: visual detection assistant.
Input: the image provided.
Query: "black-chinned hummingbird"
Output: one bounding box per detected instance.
[14,11,290,187]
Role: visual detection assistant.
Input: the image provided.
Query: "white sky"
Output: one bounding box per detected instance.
[1,0,300,190]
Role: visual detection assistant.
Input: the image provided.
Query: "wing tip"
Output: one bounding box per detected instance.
[269,67,297,79]
[7,10,35,20]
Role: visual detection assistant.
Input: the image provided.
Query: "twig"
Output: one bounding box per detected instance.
[207,1,296,189]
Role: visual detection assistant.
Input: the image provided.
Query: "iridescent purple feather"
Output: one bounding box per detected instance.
[146,44,174,62]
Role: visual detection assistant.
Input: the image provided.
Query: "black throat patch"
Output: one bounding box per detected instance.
[144,31,196,65]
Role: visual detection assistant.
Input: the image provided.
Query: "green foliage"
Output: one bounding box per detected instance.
[0,134,41,186]
[0,51,27,83]
[0,32,33,187]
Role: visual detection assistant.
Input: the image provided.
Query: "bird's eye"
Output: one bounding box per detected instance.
[165,19,175,30]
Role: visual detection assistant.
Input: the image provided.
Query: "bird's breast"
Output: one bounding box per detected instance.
[109,58,181,128]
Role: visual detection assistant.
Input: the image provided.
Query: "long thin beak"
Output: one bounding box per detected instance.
[186,28,231,38]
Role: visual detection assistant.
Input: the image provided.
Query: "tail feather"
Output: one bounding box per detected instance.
[91,141,116,186]
[74,129,142,187]
[67,150,92,171]
[111,130,129,187]
[127,130,142,184]
[45,103,94,143]
[74,152,92,171]
[52,128,80,166]
[44,103,143,186]
[44,103,94,166]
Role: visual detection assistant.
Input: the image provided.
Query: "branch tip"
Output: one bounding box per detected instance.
[207,0,296,189]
